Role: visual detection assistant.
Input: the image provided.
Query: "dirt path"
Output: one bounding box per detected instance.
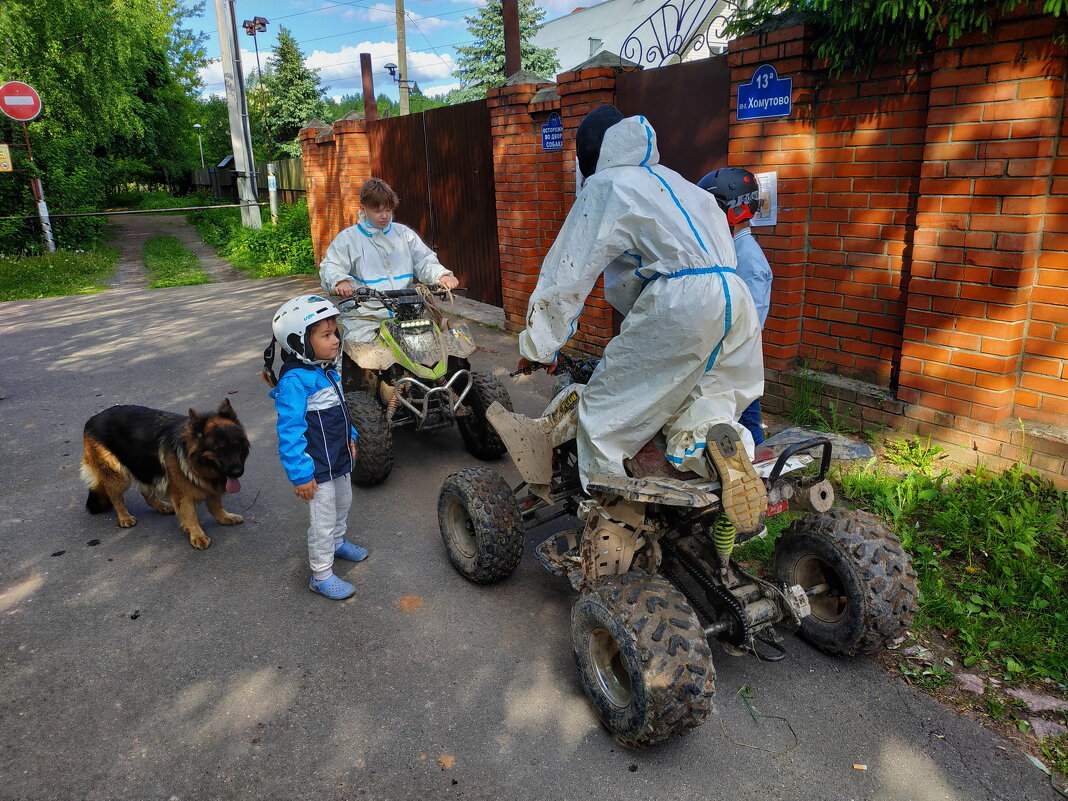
[106,212,245,288]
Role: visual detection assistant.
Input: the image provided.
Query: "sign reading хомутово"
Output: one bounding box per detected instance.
[737,65,792,122]
[541,112,563,152]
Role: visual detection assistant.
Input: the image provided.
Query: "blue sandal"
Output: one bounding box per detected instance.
[334,540,368,562]
[309,574,355,600]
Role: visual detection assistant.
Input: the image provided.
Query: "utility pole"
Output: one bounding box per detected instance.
[395,0,409,116]
[503,0,520,77]
[213,0,261,229]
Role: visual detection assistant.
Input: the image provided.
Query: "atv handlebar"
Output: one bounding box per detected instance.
[335,284,461,313]
[510,353,595,380]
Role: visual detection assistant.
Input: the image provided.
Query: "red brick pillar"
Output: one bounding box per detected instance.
[727,24,816,376]
[487,76,559,333]
[489,64,621,355]
[299,113,373,265]
[900,9,1065,425]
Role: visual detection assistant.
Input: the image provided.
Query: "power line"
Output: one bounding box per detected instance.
[300,7,479,45]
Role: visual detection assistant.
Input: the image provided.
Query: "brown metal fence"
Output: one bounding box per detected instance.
[368,100,502,307]
[615,54,731,183]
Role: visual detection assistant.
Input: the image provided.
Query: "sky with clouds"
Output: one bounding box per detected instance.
[192,0,583,102]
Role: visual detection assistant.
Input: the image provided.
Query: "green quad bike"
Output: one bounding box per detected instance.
[437,355,919,747]
[337,285,512,486]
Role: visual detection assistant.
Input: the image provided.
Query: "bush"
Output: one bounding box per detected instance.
[187,205,244,248]
[189,198,315,278]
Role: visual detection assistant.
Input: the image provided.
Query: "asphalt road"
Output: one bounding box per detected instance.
[0,277,1059,801]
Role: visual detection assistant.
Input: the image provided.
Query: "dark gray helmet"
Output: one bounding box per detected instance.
[699,167,759,225]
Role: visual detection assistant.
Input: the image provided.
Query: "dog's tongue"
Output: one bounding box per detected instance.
[226,478,241,494]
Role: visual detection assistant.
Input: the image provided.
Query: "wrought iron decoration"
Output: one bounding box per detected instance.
[620,0,739,68]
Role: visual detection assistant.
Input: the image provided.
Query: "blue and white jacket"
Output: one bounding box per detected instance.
[270,360,358,485]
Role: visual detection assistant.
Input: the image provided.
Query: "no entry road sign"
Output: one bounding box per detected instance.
[0,81,42,122]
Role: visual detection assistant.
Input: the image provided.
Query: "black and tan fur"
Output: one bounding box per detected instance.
[80,399,251,549]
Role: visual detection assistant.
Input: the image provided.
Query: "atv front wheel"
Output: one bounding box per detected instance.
[571,572,715,747]
[456,372,512,460]
[438,467,523,584]
[346,390,394,486]
[773,508,918,656]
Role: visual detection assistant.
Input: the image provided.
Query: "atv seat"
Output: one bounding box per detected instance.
[624,436,775,481]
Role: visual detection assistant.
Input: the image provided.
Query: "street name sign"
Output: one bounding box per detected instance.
[737,65,792,122]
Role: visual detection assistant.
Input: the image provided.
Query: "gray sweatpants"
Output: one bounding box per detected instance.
[307,476,352,581]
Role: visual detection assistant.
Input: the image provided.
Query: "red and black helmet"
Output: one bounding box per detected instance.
[698,167,760,226]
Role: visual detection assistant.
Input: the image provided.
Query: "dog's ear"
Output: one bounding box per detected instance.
[188,408,204,432]
[218,397,239,421]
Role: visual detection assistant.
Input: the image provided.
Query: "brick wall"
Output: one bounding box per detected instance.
[299,10,1067,484]
[726,4,1067,480]
[298,114,373,268]
[487,66,624,353]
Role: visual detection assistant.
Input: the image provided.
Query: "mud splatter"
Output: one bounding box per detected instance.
[398,595,424,613]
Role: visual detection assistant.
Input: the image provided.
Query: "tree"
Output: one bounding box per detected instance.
[450,0,559,103]
[0,0,207,251]
[319,91,446,124]
[261,26,326,158]
[726,0,1067,76]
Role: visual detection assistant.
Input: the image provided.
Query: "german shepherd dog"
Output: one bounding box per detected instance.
[81,399,251,549]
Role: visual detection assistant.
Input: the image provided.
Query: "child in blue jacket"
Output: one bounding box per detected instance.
[700,167,773,446]
[264,295,366,600]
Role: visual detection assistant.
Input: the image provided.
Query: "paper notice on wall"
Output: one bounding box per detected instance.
[750,171,777,227]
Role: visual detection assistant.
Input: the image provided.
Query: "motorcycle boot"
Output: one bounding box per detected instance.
[705,423,767,536]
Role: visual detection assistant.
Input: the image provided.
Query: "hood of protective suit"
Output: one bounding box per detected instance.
[590,115,662,175]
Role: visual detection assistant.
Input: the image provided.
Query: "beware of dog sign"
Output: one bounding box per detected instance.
[0,144,11,172]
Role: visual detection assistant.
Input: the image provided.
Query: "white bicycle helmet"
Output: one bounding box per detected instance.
[271,294,340,366]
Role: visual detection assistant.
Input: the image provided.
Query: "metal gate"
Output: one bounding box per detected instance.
[615,54,731,183]
[367,100,502,306]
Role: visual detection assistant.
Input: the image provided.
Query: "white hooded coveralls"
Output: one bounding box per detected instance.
[518,115,764,487]
[319,214,454,343]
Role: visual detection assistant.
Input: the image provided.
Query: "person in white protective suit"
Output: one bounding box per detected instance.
[517,106,767,528]
[319,177,459,343]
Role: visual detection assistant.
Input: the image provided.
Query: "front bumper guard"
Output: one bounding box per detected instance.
[392,369,473,430]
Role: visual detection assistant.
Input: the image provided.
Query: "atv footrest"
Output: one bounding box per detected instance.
[535,528,581,576]
[586,473,719,508]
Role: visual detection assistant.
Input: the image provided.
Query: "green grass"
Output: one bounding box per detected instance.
[788,364,824,427]
[882,435,947,472]
[0,248,116,301]
[187,198,315,278]
[733,510,802,570]
[143,236,211,288]
[836,460,1068,684]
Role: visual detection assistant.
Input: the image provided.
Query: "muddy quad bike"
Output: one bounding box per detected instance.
[437,355,918,747]
[337,285,512,486]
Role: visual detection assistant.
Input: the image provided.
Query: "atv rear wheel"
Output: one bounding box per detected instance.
[773,508,918,656]
[438,467,523,584]
[346,390,394,486]
[571,572,715,747]
[456,371,512,460]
